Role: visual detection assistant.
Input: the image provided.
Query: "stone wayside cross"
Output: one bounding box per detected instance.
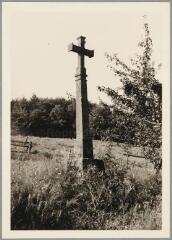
[68,36,94,170]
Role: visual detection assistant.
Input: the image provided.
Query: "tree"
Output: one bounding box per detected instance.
[90,102,113,140]
[98,21,162,170]
[49,104,67,127]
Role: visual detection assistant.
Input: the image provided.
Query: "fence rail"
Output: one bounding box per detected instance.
[11,136,33,153]
[123,153,145,159]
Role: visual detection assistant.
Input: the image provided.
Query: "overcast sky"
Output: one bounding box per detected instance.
[3,2,170,103]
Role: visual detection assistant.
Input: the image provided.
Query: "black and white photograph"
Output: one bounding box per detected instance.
[2,2,170,238]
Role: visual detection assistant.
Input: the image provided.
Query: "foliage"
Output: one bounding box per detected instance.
[11,95,76,138]
[11,95,115,140]
[11,95,133,143]
[11,141,161,230]
[90,102,113,140]
[98,22,162,170]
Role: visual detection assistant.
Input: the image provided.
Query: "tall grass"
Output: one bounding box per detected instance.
[11,150,161,230]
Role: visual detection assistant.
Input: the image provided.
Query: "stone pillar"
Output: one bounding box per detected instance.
[75,37,93,170]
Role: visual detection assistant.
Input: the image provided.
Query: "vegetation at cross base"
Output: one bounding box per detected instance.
[98,22,162,171]
[11,136,161,230]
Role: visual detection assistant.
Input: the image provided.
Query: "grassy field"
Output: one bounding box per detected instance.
[11,135,161,230]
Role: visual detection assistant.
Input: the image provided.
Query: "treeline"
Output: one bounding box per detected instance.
[11,94,76,138]
[11,94,138,143]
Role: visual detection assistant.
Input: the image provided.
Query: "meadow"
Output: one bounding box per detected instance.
[11,135,161,230]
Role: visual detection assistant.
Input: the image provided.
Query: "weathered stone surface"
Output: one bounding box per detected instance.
[68,36,94,170]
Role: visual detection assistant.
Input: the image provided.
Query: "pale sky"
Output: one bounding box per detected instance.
[3,2,170,103]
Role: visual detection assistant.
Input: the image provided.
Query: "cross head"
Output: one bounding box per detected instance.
[68,36,94,74]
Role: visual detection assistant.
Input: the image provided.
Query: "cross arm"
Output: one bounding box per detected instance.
[68,43,94,58]
[68,43,78,53]
[84,48,94,58]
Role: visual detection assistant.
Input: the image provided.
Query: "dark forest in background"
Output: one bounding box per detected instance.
[11,94,137,144]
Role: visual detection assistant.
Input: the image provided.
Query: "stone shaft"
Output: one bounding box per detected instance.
[68,36,94,169]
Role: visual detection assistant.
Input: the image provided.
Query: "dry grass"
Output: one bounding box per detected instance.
[11,135,161,230]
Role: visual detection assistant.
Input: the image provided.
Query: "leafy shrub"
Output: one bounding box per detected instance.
[98,22,162,170]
